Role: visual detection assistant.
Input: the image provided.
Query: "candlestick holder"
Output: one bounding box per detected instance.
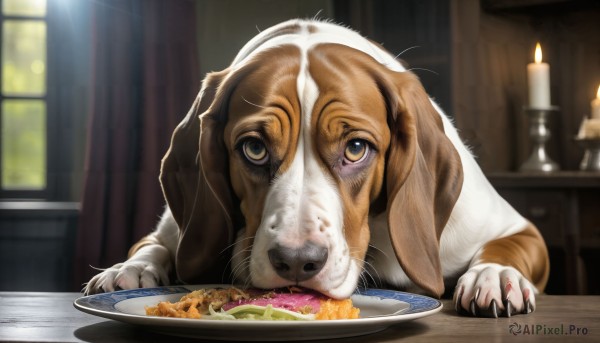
[519,106,560,172]
[575,138,600,171]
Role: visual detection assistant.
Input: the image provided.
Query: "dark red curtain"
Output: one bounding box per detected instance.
[73,0,200,289]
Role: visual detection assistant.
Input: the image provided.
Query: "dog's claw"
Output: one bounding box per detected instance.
[525,299,532,314]
[468,288,481,316]
[475,299,499,318]
[490,299,498,318]
[455,291,466,314]
[470,299,478,316]
[504,299,513,318]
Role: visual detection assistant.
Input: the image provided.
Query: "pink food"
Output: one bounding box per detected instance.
[221,288,324,314]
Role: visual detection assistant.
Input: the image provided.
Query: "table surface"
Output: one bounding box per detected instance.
[0,292,598,342]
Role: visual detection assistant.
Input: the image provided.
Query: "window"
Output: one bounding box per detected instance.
[0,0,47,198]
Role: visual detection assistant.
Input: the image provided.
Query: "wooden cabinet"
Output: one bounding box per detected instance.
[488,172,600,295]
[0,202,79,291]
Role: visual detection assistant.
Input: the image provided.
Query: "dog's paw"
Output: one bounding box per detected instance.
[83,261,169,295]
[453,263,536,317]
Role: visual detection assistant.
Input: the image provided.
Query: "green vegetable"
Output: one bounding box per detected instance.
[208,304,315,321]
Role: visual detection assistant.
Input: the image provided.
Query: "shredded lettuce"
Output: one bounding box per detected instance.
[207,304,315,321]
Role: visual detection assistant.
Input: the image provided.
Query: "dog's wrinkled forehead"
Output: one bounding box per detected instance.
[231,19,404,72]
[223,43,392,176]
[224,46,302,171]
[222,20,404,145]
[219,19,404,186]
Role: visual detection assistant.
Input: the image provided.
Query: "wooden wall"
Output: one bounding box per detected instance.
[336,0,600,172]
[452,0,600,172]
[335,0,452,112]
[196,0,334,77]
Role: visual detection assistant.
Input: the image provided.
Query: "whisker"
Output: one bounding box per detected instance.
[227,249,250,275]
[395,45,420,59]
[222,247,252,282]
[358,272,367,289]
[346,247,379,286]
[407,67,439,76]
[220,236,253,281]
[230,254,250,278]
[367,244,388,258]
[242,273,253,290]
[360,268,376,288]
[229,247,252,264]
[362,260,383,288]
[312,9,324,21]
[220,235,255,255]
[230,256,252,283]
[229,262,245,284]
[350,253,383,289]
[242,96,267,109]
[362,270,373,289]
[89,265,108,272]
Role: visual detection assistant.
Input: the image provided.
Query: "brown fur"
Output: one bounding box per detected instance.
[159,67,236,283]
[479,224,550,291]
[122,23,550,305]
[127,235,161,258]
[150,42,465,293]
[307,45,391,262]
[309,44,464,297]
[224,46,303,255]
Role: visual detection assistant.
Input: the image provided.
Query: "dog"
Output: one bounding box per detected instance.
[84,19,549,318]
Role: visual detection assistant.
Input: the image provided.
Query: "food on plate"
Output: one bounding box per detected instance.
[145,286,360,320]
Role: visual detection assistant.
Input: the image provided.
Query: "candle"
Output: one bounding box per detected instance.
[591,85,600,119]
[527,43,551,108]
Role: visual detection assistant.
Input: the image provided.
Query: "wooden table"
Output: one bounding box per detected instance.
[1,292,598,342]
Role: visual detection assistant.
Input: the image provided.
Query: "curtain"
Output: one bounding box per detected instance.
[73,0,200,290]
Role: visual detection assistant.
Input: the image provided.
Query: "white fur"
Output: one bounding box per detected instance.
[454,263,536,313]
[241,49,359,298]
[84,207,177,293]
[85,19,534,315]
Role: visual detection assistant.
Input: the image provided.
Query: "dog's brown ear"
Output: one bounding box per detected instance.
[383,71,463,298]
[160,68,237,283]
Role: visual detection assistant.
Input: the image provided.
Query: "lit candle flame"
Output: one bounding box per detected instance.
[534,43,543,64]
[597,85,600,99]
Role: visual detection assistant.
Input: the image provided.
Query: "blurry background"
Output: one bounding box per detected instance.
[0,0,598,295]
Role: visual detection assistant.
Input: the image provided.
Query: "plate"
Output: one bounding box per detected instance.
[74,284,442,341]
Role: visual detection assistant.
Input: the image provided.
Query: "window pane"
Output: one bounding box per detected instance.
[2,20,46,96]
[1,100,46,190]
[2,0,46,16]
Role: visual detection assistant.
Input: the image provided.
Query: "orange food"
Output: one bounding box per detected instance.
[145,287,248,319]
[315,298,360,320]
[145,287,360,320]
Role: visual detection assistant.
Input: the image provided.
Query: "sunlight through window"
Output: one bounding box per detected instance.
[1,0,47,192]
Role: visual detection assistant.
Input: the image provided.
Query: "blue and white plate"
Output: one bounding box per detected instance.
[74,284,442,341]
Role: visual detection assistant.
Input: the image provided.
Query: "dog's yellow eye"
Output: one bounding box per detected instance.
[344,139,369,163]
[243,139,269,165]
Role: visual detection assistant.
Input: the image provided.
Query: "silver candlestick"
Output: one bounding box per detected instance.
[519,106,560,172]
[575,138,600,171]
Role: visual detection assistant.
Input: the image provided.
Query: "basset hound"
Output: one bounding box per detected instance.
[85,19,549,317]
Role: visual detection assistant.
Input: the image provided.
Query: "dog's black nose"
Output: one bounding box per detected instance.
[268,242,328,282]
